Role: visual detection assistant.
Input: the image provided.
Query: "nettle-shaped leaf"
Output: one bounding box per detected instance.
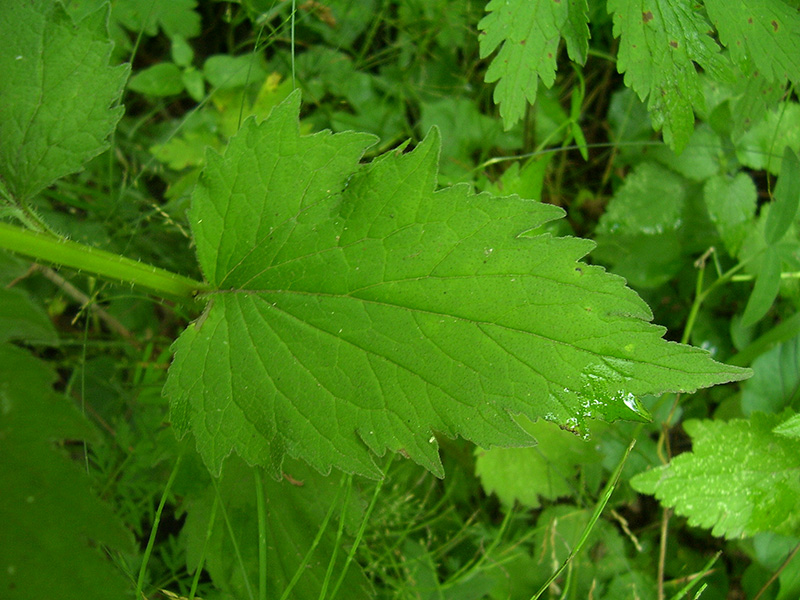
[164,92,749,479]
[632,412,800,539]
[0,0,128,202]
[608,0,732,152]
[478,0,589,129]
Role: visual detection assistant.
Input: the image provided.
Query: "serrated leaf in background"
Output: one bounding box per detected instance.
[741,334,800,415]
[774,412,800,440]
[632,412,800,539]
[113,0,200,39]
[593,162,688,288]
[736,102,800,175]
[704,172,757,257]
[128,63,184,96]
[0,344,133,600]
[704,0,800,85]
[650,126,724,182]
[765,148,800,245]
[164,91,749,480]
[608,0,731,151]
[597,162,686,236]
[183,457,372,599]
[0,0,129,203]
[741,246,782,327]
[0,287,57,345]
[475,418,602,509]
[478,0,589,129]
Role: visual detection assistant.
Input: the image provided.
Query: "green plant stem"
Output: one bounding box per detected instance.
[189,494,219,600]
[136,443,186,598]
[319,475,352,600]
[213,476,255,600]
[279,475,348,600]
[667,551,720,600]
[0,222,208,300]
[530,440,635,600]
[254,469,267,600]
[328,454,395,599]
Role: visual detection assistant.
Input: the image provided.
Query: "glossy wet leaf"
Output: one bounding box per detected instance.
[0,0,128,202]
[164,91,750,479]
[632,412,800,539]
[478,0,589,129]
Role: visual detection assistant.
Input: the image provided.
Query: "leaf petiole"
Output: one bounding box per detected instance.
[0,222,208,301]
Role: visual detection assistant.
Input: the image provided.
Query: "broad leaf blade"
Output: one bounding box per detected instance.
[0,1,129,202]
[608,0,730,151]
[741,246,782,327]
[632,412,800,539]
[765,148,800,245]
[0,344,133,600]
[165,92,750,479]
[478,0,589,129]
[705,0,800,85]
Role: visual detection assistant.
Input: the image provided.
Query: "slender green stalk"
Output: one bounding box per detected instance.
[329,455,395,599]
[189,494,219,600]
[666,552,720,600]
[136,443,186,597]
[319,475,352,600]
[213,477,255,600]
[0,222,207,300]
[254,469,268,600]
[279,476,348,600]
[530,440,635,600]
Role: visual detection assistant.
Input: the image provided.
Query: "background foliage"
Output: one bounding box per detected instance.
[2,1,800,599]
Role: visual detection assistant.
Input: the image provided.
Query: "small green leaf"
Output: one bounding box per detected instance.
[608,0,731,151]
[0,288,57,345]
[741,246,781,327]
[113,0,200,39]
[171,34,194,67]
[632,412,800,539]
[475,418,602,508]
[736,102,800,175]
[478,0,589,129]
[0,344,133,600]
[704,172,757,257]
[765,148,800,245]
[596,162,686,237]
[774,413,800,440]
[0,0,129,202]
[204,54,268,90]
[128,62,184,96]
[741,334,800,415]
[165,92,750,479]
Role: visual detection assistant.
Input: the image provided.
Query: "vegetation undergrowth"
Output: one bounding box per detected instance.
[1,1,800,599]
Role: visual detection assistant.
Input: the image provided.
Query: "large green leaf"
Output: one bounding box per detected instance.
[0,0,128,202]
[704,0,800,85]
[164,92,750,479]
[607,0,731,151]
[478,0,589,129]
[0,344,133,600]
[632,412,800,539]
